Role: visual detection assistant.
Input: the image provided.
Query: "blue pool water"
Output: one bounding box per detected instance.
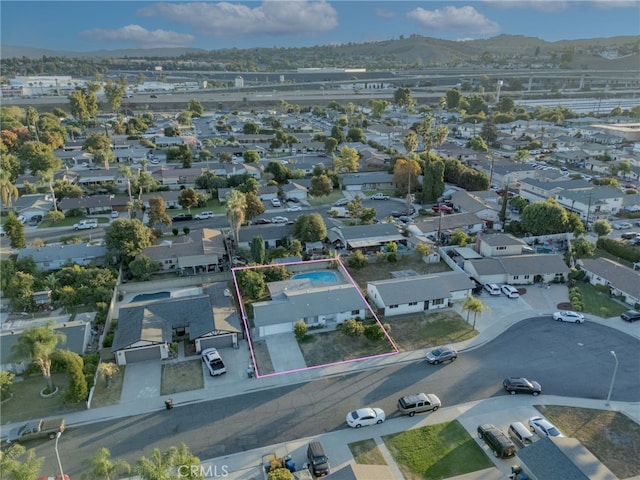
[131,291,170,303]
[292,271,339,284]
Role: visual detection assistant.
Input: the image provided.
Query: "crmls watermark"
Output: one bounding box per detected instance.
[178,464,229,478]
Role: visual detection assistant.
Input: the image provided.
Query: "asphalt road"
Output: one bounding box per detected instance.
[33,317,640,475]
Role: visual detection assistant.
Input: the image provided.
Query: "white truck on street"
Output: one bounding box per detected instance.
[73,219,98,230]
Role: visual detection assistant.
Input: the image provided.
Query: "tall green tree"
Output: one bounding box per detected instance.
[226,190,247,245]
[309,174,333,197]
[103,78,127,112]
[82,447,131,480]
[187,99,204,116]
[178,188,199,213]
[105,219,155,264]
[421,158,445,203]
[11,321,66,392]
[3,212,26,248]
[346,195,364,224]
[56,350,88,403]
[293,213,327,243]
[334,146,359,172]
[394,87,416,108]
[244,192,265,221]
[251,236,266,264]
[520,199,569,235]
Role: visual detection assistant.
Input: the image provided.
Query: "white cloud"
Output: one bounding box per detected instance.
[79,25,195,48]
[407,6,500,36]
[137,1,338,38]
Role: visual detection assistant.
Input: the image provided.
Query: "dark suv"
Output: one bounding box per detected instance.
[307,441,330,477]
[503,377,541,396]
[477,424,516,458]
[621,310,640,322]
[172,213,193,222]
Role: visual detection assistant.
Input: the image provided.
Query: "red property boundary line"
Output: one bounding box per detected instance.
[231,257,400,378]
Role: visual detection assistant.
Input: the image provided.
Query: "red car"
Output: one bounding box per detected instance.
[432,204,453,213]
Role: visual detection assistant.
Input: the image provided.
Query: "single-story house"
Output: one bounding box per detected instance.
[282,182,309,201]
[339,172,394,191]
[367,271,475,316]
[252,280,367,337]
[58,194,129,215]
[516,436,616,480]
[237,224,295,251]
[16,244,107,271]
[112,294,238,365]
[258,185,280,201]
[464,254,570,285]
[475,233,529,258]
[450,191,502,222]
[10,194,54,221]
[140,228,227,274]
[412,212,485,238]
[580,257,640,307]
[0,317,92,374]
[328,224,405,252]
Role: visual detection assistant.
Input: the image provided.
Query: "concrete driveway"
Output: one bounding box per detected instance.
[120,360,162,402]
[265,333,307,373]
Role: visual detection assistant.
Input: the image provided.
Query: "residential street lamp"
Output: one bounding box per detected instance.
[605,350,619,406]
[54,428,65,480]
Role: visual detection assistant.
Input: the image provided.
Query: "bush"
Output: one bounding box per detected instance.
[596,238,640,263]
[347,250,367,269]
[293,320,308,341]
[340,319,364,337]
[386,252,398,262]
[364,323,384,341]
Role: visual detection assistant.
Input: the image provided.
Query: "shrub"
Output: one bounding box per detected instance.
[340,319,364,337]
[596,238,640,263]
[347,250,367,269]
[0,371,15,401]
[386,252,398,262]
[293,320,308,341]
[364,323,384,341]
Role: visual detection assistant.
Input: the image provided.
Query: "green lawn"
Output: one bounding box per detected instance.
[38,216,110,229]
[383,421,492,480]
[573,283,629,318]
[307,190,345,207]
[348,439,387,465]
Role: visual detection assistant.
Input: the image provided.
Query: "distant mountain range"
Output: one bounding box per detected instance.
[2,34,638,70]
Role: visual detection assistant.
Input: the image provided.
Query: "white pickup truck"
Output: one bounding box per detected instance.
[73,220,98,230]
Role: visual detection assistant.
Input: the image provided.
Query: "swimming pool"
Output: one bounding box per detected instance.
[131,291,170,303]
[292,271,339,284]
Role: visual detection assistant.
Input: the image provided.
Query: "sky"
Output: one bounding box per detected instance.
[1,0,639,52]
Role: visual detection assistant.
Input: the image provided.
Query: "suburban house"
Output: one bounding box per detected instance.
[367,271,475,316]
[140,228,227,274]
[1,317,92,374]
[580,258,640,307]
[252,279,367,337]
[463,254,570,285]
[518,178,592,204]
[10,194,54,221]
[237,224,295,250]
[282,181,309,201]
[112,294,238,365]
[58,194,129,215]
[150,166,206,188]
[516,436,616,480]
[257,185,280,201]
[141,191,183,210]
[327,224,406,252]
[339,172,394,192]
[449,190,502,223]
[410,212,485,241]
[555,186,624,221]
[475,233,529,257]
[16,244,107,271]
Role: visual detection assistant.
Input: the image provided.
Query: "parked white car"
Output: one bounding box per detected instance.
[286,205,302,212]
[552,311,585,323]
[501,285,519,298]
[270,198,281,207]
[73,220,98,230]
[613,222,632,230]
[346,407,385,428]
[529,416,564,437]
[195,211,213,220]
[271,216,289,224]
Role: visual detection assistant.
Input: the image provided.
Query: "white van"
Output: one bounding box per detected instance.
[483,283,501,296]
[501,285,520,299]
[508,422,535,448]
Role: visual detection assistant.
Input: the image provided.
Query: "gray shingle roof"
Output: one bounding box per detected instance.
[369,271,474,305]
[112,295,217,351]
[468,254,569,276]
[517,437,616,480]
[581,257,640,300]
[253,283,366,327]
[16,244,107,264]
[480,233,527,247]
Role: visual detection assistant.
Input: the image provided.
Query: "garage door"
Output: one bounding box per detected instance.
[260,323,293,336]
[199,334,235,350]
[124,346,162,363]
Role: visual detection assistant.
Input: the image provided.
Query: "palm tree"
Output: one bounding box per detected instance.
[82,447,130,480]
[11,321,66,392]
[134,448,173,480]
[0,444,44,480]
[225,190,246,246]
[0,169,19,208]
[36,170,58,212]
[97,362,120,388]
[461,295,487,329]
[165,443,203,479]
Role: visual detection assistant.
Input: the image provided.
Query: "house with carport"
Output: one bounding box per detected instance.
[327,224,406,253]
[252,279,367,337]
[367,271,475,317]
[16,244,107,272]
[580,257,640,307]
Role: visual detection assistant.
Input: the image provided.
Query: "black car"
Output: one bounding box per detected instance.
[172,213,193,222]
[503,377,541,396]
[621,310,640,322]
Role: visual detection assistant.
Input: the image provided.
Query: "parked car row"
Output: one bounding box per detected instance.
[483,283,520,298]
[478,415,563,458]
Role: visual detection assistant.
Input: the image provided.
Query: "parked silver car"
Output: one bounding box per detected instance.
[425,346,458,364]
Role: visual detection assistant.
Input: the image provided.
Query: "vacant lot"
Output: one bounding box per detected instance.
[346,256,452,290]
[537,405,640,479]
[160,360,204,395]
[298,327,396,367]
[384,421,492,480]
[348,439,387,465]
[384,311,477,352]
[1,373,84,423]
